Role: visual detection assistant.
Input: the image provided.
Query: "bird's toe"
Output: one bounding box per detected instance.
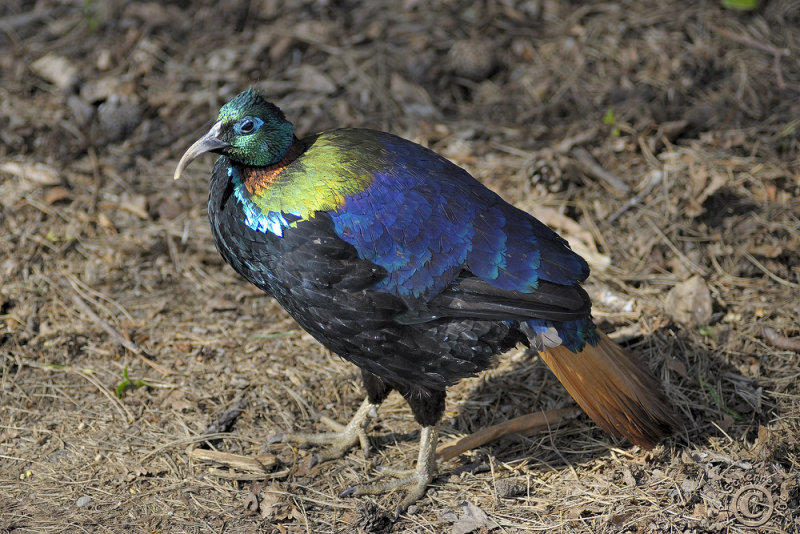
[270,397,379,462]
[339,462,436,514]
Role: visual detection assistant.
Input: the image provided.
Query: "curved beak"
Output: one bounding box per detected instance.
[173,121,230,180]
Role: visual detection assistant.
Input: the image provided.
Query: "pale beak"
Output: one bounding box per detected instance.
[173,121,230,180]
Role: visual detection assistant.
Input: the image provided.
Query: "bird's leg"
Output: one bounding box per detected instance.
[272,397,379,462]
[341,425,439,516]
[341,387,445,514]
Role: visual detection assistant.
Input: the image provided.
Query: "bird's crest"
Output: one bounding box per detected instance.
[218,87,287,126]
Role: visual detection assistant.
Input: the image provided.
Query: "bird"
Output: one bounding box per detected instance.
[174,88,677,513]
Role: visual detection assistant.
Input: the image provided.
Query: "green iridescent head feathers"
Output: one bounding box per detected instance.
[216,88,295,167]
[174,88,295,180]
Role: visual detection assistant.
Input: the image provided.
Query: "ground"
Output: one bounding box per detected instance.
[1,1,799,532]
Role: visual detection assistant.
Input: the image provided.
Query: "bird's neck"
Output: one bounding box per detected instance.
[240,138,303,196]
[227,131,376,237]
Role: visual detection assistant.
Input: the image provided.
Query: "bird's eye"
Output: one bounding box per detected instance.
[234,116,263,136]
[239,118,255,134]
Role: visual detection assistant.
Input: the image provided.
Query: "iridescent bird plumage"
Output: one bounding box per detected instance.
[174,88,675,513]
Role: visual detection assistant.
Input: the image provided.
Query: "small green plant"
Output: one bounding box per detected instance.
[721,0,759,10]
[698,373,742,420]
[602,107,621,138]
[698,325,716,338]
[83,0,100,32]
[115,365,149,398]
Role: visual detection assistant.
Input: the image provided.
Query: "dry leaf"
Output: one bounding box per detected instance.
[0,161,60,185]
[667,358,689,379]
[119,193,149,220]
[686,162,727,217]
[260,490,292,520]
[442,501,499,534]
[663,275,713,326]
[31,54,79,90]
[156,198,183,220]
[747,244,783,258]
[160,390,193,412]
[97,212,117,233]
[622,467,637,487]
[390,73,437,116]
[44,186,70,204]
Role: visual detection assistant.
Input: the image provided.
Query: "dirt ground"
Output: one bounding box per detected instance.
[2,0,799,532]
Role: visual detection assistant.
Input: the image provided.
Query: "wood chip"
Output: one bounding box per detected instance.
[30,54,79,90]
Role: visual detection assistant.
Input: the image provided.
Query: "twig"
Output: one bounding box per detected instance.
[191,448,289,481]
[75,366,136,422]
[140,433,262,463]
[207,468,290,481]
[743,252,800,289]
[69,292,143,355]
[0,9,49,33]
[762,327,800,353]
[708,23,790,89]
[607,170,663,224]
[65,273,134,322]
[708,23,790,57]
[571,147,631,196]
[436,407,581,462]
[646,218,709,276]
[67,285,172,376]
[554,126,599,154]
[19,359,134,423]
[190,448,279,473]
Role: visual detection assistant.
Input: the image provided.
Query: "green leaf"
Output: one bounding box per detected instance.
[698,325,716,338]
[602,107,621,138]
[602,107,616,125]
[721,0,759,10]
[115,365,153,398]
[115,365,130,398]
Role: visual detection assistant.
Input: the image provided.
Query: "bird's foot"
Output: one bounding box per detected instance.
[270,397,378,464]
[340,425,439,517]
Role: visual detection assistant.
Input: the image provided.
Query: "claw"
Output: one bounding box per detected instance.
[339,425,439,514]
[272,403,441,512]
[272,398,378,461]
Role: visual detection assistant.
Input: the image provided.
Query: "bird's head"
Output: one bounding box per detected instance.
[174,88,295,180]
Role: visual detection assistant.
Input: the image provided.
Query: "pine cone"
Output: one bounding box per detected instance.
[355,501,391,534]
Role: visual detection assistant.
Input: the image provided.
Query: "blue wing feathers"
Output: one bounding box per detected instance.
[328,131,594,349]
[468,209,507,280]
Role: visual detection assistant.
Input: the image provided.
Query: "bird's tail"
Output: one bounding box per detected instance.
[538,331,677,449]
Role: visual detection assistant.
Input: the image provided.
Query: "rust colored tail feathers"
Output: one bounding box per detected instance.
[538,331,677,449]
